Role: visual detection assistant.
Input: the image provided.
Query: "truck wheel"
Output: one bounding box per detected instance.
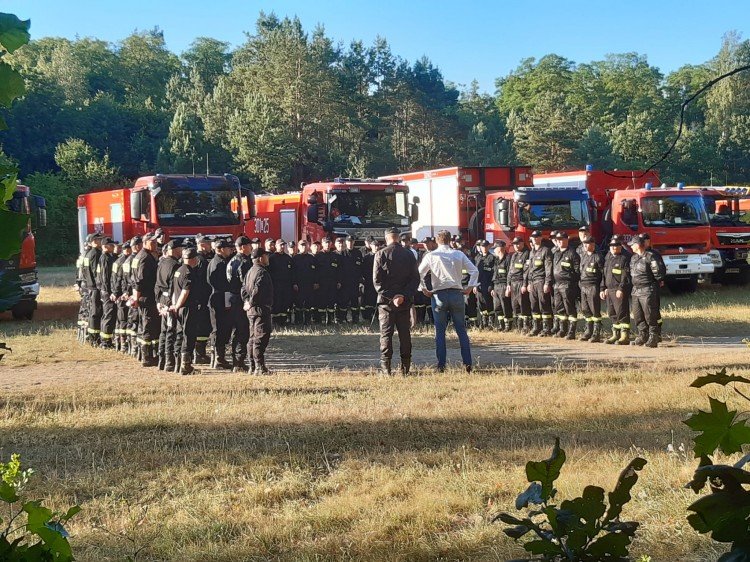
[11,301,34,321]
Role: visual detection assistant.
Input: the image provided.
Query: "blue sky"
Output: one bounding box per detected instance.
[5,0,747,93]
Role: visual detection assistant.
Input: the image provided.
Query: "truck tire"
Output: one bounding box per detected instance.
[665,276,698,294]
[11,301,34,321]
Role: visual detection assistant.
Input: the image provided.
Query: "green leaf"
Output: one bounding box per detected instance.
[606,457,647,522]
[495,512,528,525]
[561,485,607,524]
[0,209,27,259]
[525,438,566,502]
[586,532,633,558]
[692,369,750,389]
[61,505,81,521]
[1,168,18,204]
[684,398,750,457]
[504,525,532,539]
[0,481,18,503]
[0,61,25,107]
[23,500,53,531]
[515,482,544,509]
[523,538,565,556]
[687,490,750,543]
[0,13,31,54]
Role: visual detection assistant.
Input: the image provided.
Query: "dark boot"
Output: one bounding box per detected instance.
[233,354,249,373]
[173,353,181,373]
[631,328,647,346]
[504,318,513,332]
[605,328,619,345]
[565,320,577,340]
[529,318,542,336]
[194,341,210,365]
[645,327,659,348]
[579,321,593,341]
[129,336,138,357]
[518,317,527,334]
[215,347,231,370]
[617,328,630,345]
[590,322,602,343]
[550,317,560,336]
[400,358,411,376]
[164,353,176,373]
[656,324,663,343]
[555,319,568,338]
[540,318,553,337]
[141,345,158,368]
[379,359,392,376]
[157,353,166,371]
[249,357,256,374]
[180,353,194,376]
[256,358,271,375]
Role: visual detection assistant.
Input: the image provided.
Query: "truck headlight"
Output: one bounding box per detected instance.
[706,250,722,266]
[19,271,38,284]
[701,255,713,265]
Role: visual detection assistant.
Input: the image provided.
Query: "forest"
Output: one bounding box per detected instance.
[1,13,750,261]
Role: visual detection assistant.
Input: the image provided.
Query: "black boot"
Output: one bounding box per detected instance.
[157,353,166,371]
[656,324,663,343]
[165,353,176,372]
[590,323,603,343]
[400,358,411,376]
[141,345,158,368]
[233,354,249,373]
[215,347,231,370]
[565,320,577,340]
[554,320,568,338]
[540,318,553,337]
[529,318,542,336]
[180,353,195,375]
[645,327,659,348]
[256,358,271,375]
[379,359,392,376]
[550,317,560,336]
[504,318,513,332]
[579,321,593,341]
[194,341,210,365]
[631,328,647,346]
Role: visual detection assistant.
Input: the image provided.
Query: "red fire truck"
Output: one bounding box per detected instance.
[379,166,533,245]
[247,178,418,244]
[533,168,714,293]
[1,184,47,319]
[77,174,254,248]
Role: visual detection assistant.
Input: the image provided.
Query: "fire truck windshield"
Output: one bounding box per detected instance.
[703,196,749,227]
[518,200,590,229]
[641,195,708,227]
[329,191,410,227]
[155,181,240,227]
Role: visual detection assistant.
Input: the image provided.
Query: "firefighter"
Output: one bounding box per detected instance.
[227,236,254,371]
[578,235,604,342]
[315,237,341,324]
[336,237,362,323]
[508,237,531,333]
[82,233,103,345]
[112,239,132,352]
[264,238,276,254]
[576,226,591,260]
[123,236,142,357]
[131,232,160,367]
[269,239,294,326]
[360,239,380,324]
[171,247,200,376]
[602,235,632,345]
[292,240,318,325]
[629,235,665,347]
[551,232,580,340]
[456,240,478,327]
[75,238,92,344]
[491,241,513,331]
[524,231,554,336]
[155,239,182,371]
[346,236,365,323]
[207,239,234,369]
[193,235,213,364]
[473,240,496,328]
[639,233,666,341]
[97,237,118,348]
[242,247,274,375]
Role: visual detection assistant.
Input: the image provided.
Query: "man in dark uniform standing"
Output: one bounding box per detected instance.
[122,236,142,357]
[602,235,632,345]
[552,232,580,340]
[316,237,341,325]
[112,239,131,352]
[629,235,666,347]
[335,237,362,323]
[640,233,667,341]
[491,241,513,331]
[82,233,103,345]
[227,236,253,371]
[268,239,294,326]
[578,235,604,342]
[193,235,214,363]
[131,232,160,367]
[292,240,318,325]
[373,228,420,376]
[155,239,182,371]
[170,247,200,375]
[345,236,365,323]
[524,231,554,336]
[97,237,118,348]
[508,237,531,333]
[242,248,274,375]
[360,239,380,324]
[473,240,496,329]
[207,239,234,368]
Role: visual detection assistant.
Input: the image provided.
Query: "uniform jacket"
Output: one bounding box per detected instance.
[553,246,580,286]
[373,243,420,306]
[603,252,631,292]
[474,253,497,288]
[579,251,603,287]
[492,253,512,287]
[524,245,553,285]
[242,264,274,314]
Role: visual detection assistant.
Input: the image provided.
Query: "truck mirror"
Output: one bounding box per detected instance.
[410,203,419,223]
[130,191,142,222]
[499,209,509,226]
[499,199,510,212]
[306,204,319,224]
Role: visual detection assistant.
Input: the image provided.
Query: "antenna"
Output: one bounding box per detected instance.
[206,153,210,176]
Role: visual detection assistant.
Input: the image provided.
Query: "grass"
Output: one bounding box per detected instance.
[0,268,748,560]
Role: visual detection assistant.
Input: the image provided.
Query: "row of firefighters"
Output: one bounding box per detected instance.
[75,226,667,374]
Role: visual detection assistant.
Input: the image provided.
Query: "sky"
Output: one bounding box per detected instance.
[5,0,748,93]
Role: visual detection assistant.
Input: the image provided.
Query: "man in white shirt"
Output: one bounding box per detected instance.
[418,230,479,373]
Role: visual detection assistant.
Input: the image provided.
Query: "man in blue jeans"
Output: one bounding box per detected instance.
[418,230,479,372]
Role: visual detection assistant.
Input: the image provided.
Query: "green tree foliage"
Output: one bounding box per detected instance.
[54,138,121,188]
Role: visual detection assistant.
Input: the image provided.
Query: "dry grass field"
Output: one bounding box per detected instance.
[0,268,748,561]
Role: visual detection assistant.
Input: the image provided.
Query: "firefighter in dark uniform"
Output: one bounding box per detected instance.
[473,240,496,328]
[193,235,213,363]
[508,237,531,333]
[292,240,318,325]
[491,241,513,331]
[640,233,666,341]
[345,236,365,323]
[602,235,632,345]
[524,231,554,336]
[457,240,478,326]
[75,236,93,343]
[552,232,580,339]
[112,240,132,352]
[242,248,274,375]
[629,235,666,347]
[269,239,295,326]
[418,237,437,324]
[171,247,200,376]
[336,237,363,323]
[121,237,141,356]
[97,237,118,348]
[82,233,103,345]
[131,232,160,367]
[227,236,253,371]
[207,239,234,369]
[578,234,604,342]
[155,239,182,371]
[315,237,341,324]
[360,239,380,324]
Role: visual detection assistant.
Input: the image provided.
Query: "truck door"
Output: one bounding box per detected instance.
[78,206,88,253]
[280,208,297,242]
[110,203,124,244]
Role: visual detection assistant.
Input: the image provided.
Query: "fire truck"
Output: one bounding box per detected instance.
[534,168,714,293]
[685,186,750,285]
[1,184,47,319]
[247,178,418,244]
[77,174,254,248]
[378,166,534,245]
